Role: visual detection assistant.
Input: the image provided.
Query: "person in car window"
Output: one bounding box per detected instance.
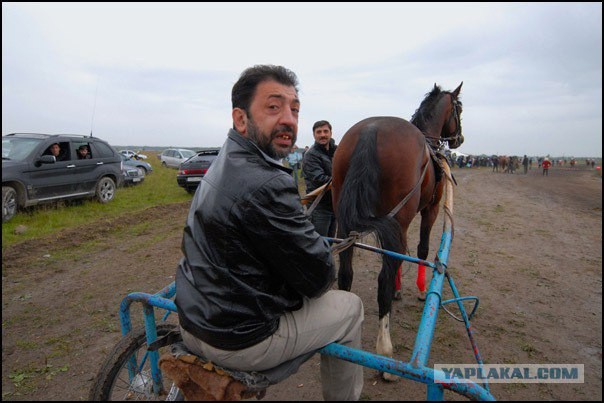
[48,143,68,161]
[175,65,364,401]
[77,145,91,159]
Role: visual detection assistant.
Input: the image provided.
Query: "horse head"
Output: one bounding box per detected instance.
[442,82,464,149]
[411,82,464,149]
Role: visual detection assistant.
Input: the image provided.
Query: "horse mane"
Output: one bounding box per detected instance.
[410,85,462,133]
[410,85,444,132]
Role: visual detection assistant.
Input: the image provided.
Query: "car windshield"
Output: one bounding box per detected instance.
[181,150,196,159]
[2,137,44,161]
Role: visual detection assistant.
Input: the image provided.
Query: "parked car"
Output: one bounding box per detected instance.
[121,166,145,187]
[120,154,153,174]
[176,148,221,193]
[2,133,123,223]
[159,148,196,169]
[120,149,148,160]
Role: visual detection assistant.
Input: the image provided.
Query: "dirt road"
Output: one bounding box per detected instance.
[2,166,601,400]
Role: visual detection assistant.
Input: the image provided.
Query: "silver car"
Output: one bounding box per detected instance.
[120,154,153,174]
[159,148,196,169]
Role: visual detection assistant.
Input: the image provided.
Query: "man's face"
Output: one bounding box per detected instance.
[233,80,299,159]
[313,124,332,148]
[50,144,60,156]
[79,148,88,156]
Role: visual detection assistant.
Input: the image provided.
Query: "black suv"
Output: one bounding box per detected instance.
[2,133,123,223]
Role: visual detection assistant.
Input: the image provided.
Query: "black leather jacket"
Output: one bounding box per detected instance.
[302,139,336,211]
[176,129,335,350]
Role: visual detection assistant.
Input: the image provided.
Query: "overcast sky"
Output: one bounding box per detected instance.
[2,2,602,157]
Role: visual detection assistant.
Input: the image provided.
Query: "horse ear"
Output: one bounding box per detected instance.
[452,82,463,98]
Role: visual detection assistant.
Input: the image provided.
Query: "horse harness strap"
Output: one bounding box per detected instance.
[331,145,454,257]
[332,146,431,256]
[386,145,431,219]
[331,230,365,255]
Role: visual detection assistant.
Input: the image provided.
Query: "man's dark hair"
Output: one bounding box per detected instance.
[231,65,299,113]
[313,120,332,132]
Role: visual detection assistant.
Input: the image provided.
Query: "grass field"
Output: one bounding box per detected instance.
[2,151,191,250]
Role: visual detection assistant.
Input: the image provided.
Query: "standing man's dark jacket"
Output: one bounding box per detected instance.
[302,138,336,211]
[176,129,335,351]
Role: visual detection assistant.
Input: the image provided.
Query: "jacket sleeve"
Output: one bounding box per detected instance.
[302,150,331,188]
[240,174,335,298]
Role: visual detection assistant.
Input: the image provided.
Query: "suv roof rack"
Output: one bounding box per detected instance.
[5,133,101,140]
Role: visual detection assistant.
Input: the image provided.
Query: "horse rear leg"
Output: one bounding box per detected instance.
[394,234,411,301]
[416,265,427,301]
[377,251,402,382]
[337,247,354,292]
[417,202,441,300]
[394,265,402,300]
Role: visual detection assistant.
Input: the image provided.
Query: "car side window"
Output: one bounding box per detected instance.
[92,142,116,158]
[61,142,71,160]
[74,142,93,159]
[44,141,71,161]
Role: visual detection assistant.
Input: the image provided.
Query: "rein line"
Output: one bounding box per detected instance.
[304,179,332,217]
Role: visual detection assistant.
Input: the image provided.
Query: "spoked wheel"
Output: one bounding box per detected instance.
[89,323,182,401]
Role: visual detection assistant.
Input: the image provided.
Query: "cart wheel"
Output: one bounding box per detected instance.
[89,323,182,401]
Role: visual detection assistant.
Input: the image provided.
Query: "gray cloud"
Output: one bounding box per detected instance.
[2,2,602,157]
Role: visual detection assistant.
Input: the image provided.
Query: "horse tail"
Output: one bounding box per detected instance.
[337,125,401,251]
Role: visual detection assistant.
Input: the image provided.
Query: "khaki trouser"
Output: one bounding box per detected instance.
[181,290,364,400]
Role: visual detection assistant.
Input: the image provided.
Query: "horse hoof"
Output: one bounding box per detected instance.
[394,290,402,301]
[382,371,399,382]
[417,291,426,301]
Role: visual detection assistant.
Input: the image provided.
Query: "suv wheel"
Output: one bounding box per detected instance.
[2,186,18,223]
[95,177,116,203]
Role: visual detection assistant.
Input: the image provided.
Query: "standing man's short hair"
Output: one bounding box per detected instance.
[231,65,299,114]
[312,120,332,132]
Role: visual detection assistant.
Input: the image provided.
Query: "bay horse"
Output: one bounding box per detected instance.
[331,83,463,381]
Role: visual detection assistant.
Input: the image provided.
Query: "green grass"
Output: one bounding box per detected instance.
[2,152,191,250]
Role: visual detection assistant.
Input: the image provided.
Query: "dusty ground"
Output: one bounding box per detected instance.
[2,165,602,401]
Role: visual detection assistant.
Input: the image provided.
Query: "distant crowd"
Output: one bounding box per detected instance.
[447,152,598,172]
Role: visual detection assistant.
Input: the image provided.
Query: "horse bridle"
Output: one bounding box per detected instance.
[442,96,463,146]
[424,94,463,148]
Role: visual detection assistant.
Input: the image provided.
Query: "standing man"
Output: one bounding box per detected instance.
[522,155,529,174]
[492,155,500,173]
[302,120,337,237]
[542,157,552,176]
[175,65,364,401]
[285,145,302,189]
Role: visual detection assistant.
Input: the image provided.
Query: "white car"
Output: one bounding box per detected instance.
[159,148,196,168]
[120,150,148,160]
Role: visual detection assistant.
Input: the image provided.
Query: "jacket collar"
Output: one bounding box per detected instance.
[227,129,291,172]
[312,138,337,157]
